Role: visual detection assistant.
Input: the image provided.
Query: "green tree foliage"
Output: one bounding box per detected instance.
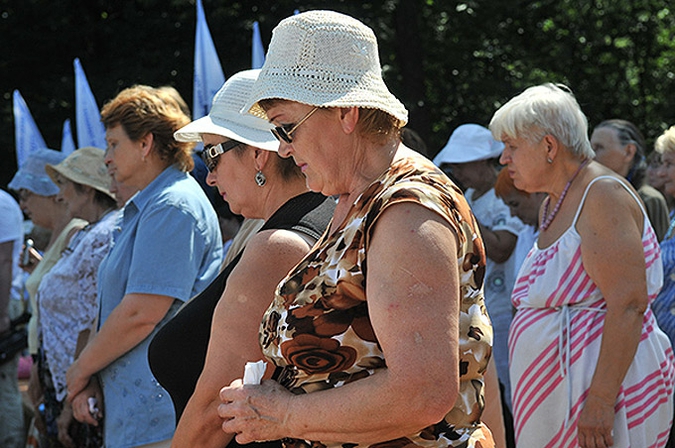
[1,0,674,186]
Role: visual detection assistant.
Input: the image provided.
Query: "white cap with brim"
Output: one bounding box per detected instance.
[174,69,280,152]
[433,123,505,166]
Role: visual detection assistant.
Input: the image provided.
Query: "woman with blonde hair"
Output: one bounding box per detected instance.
[66,86,223,448]
[491,83,674,448]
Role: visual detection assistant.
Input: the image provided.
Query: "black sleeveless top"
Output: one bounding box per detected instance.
[148,192,334,447]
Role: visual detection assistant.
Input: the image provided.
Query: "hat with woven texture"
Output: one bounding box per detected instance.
[45,147,114,199]
[8,148,67,196]
[243,10,408,126]
[174,69,279,152]
[433,124,504,166]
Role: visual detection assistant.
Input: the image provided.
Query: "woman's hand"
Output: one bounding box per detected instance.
[577,395,615,448]
[70,377,103,426]
[65,359,90,402]
[56,401,76,448]
[218,379,292,444]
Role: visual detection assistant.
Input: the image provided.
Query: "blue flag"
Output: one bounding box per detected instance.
[252,21,265,69]
[13,90,47,168]
[193,0,225,120]
[74,58,106,149]
[61,119,76,155]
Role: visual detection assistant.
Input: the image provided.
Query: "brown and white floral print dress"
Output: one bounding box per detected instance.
[260,155,494,448]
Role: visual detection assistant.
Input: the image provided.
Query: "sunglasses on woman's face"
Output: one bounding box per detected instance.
[271,107,319,144]
[201,140,243,172]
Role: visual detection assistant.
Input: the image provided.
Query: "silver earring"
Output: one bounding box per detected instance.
[547,157,553,164]
[255,170,267,187]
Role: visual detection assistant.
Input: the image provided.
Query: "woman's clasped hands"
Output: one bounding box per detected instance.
[218,379,293,444]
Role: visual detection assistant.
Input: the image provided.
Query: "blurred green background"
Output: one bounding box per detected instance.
[1,0,674,186]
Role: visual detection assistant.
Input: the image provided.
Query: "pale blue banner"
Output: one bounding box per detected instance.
[193,0,225,120]
[13,90,47,168]
[74,58,106,149]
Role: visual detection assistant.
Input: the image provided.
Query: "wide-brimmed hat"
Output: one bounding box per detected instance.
[433,124,505,166]
[242,10,408,126]
[174,69,279,152]
[45,147,114,199]
[8,148,67,196]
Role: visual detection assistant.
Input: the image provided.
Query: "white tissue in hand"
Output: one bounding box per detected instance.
[243,360,267,385]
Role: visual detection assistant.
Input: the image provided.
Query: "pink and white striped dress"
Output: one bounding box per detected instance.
[509,176,675,447]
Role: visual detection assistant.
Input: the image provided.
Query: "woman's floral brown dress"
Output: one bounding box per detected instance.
[260,155,494,448]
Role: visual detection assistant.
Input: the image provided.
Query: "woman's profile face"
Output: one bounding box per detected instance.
[55,175,89,219]
[659,151,675,198]
[18,190,54,228]
[266,101,338,195]
[499,134,547,193]
[203,133,254,217]
[104,124,143,188]
[590,126,630,177]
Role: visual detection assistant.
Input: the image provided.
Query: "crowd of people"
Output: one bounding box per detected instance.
[1,8,675,448]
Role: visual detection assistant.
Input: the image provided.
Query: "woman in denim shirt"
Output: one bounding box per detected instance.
[66,86,223,448]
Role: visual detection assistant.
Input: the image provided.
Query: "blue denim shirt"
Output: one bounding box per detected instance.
[97,166,222,447]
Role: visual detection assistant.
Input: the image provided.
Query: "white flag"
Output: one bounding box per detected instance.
[13,90,47,168]
[252,21,265,69]
[74,58,106,149]
[193,0,225,120]
[61,119,76,155]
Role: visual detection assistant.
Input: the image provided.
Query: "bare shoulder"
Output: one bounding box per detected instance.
[235,228,314,275]
[578,174,643,235]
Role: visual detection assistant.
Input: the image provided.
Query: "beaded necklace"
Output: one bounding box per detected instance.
[539,158,589,231]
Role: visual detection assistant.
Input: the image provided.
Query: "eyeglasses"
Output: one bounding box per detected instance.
[18,189,33,202]
[271,107,319,143]
[201,140,243,172]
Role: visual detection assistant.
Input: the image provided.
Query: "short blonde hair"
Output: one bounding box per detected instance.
[655,126,675,155]
[489,83,594,159]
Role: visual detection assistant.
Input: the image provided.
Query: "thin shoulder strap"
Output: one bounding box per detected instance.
[571,175,645,226]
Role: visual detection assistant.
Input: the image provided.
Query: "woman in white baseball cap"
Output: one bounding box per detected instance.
[218,10,495,448]
[147,69,335,448]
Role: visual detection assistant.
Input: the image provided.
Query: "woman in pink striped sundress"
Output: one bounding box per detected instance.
[489,83,675,448]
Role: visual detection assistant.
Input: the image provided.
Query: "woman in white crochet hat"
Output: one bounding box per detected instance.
[218,10,495,448]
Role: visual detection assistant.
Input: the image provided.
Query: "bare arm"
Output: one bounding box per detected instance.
[66,292,175,400]
[172,229,313,448]
[576,179,648,448]
[219,203,461,444]
[476,222,517,263]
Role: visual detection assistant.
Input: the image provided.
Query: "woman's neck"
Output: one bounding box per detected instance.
[260,178,310,222]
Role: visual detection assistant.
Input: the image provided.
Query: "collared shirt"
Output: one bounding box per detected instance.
[97,166,222,448]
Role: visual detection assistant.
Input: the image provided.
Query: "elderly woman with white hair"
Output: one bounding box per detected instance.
[217,10,494,448]
[490,83,674,448]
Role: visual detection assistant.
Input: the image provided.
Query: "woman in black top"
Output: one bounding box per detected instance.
[148,69,334,448]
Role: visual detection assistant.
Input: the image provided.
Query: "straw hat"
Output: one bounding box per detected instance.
[243,10,408,126]
[433,124,505,166]
[8,148,67,196]
[45,147,114,199]
[174,69,279,152]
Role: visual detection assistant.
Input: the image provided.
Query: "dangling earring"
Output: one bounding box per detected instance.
[255,170,267,187]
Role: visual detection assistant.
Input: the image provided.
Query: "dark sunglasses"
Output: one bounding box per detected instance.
[271,107,319,144]
[200,140,243,172]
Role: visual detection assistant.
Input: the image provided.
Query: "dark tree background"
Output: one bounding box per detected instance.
[1,0,674,187]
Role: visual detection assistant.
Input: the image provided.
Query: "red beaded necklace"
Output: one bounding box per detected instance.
[539,158,590,231]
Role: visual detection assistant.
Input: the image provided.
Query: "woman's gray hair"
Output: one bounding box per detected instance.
[489,83,595,159]
[655,126,675,155]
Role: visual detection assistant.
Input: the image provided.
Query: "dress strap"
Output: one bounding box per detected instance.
[571,175,646,227]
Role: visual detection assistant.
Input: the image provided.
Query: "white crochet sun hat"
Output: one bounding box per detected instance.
[174,69,279,152]
[433,124,505,166]
[243,10,408,126]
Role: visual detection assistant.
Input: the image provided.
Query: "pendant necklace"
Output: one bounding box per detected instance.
[539,158,589,231]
